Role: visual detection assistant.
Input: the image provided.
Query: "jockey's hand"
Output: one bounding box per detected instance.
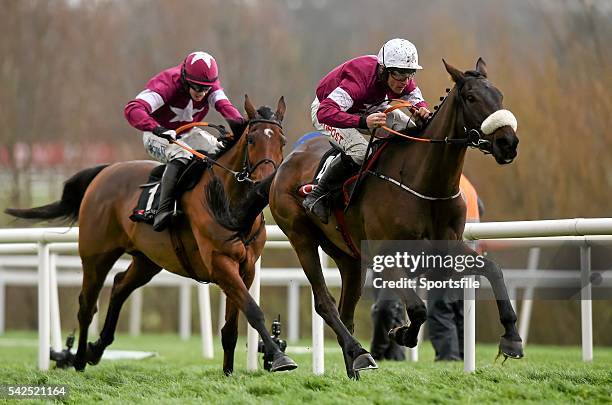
[366,112,387,129]
[152,126,177,142]
[416,107,431,121]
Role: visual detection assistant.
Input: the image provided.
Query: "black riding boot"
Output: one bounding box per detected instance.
[153,158,188,232]
[302,154,354,224]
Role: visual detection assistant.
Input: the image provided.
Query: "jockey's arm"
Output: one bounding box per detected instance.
[401,85,430,120]
[317,83,368,130]
[124,89,164,132]
[209,87,245,123]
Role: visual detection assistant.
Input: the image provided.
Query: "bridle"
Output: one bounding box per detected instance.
[380,92,492,153]
[172,119,283,184]
[235,118,284,183]
[352,82,499,203]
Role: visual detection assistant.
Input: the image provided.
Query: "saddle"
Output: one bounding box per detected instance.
[129,158,211,224]
[298,138,389,207]
[297,135,390,258]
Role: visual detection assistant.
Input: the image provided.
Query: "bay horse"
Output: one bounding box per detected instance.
[269,59,522,378]
[5,96,297,375]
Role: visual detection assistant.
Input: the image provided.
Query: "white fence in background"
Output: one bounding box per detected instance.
[0,218,611,373]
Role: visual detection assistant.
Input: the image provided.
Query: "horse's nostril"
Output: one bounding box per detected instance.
[497,136,518,152]
[496,137,510,149]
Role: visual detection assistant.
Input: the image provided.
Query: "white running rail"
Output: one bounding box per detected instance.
[0,218,611,371]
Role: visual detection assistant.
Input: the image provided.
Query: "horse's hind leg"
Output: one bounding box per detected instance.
[333,253,368,379]
[73,250,123,371]
[294,236,376,378]
[388,288,427,348]
[86,254,162,366]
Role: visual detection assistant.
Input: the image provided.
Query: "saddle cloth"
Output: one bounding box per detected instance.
[129,158,210,224]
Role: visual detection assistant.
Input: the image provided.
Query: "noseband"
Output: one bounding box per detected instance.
[453,79,517,154]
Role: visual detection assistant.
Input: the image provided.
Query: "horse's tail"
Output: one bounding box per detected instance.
[205,174,275,233]
[5,164,110,223]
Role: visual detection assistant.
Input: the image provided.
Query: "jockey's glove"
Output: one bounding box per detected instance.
[152,126,177,142]
[386,109,417,131]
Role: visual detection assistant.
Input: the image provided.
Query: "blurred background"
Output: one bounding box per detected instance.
[0,0,610,346]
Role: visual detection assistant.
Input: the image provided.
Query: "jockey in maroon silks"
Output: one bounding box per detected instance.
[125,51,244,231]
[303,39,432,223]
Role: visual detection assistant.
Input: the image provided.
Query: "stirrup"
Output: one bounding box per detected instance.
[303,191,326,211]
[153,201,180,232]
[152,211,172,232]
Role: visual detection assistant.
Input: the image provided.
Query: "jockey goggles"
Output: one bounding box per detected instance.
[388,69,416,81]
[187,81,212,93]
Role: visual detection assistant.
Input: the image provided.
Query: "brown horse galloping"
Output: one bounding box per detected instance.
[270,59,522,379]
[6,96,297,375]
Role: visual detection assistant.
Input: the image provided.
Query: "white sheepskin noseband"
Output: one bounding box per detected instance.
[480,109,517,135]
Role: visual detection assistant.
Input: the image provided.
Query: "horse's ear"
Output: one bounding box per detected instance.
[275,96,286,122]
[244,94,256,119]
[442,59,465,84]
[476,57,488,78]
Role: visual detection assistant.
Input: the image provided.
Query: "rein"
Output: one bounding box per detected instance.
[173,119,283,183]
[357,91,488,202]
[380,99,491,151]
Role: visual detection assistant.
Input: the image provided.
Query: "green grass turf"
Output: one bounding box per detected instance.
[0,331,610,404]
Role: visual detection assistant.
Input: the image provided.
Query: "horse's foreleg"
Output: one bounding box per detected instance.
[294,239,377,378]
[214,255,297,372]
[458,243,523,360]
[74,251,122,371]
[87,255,161,366]
[221,299,239,376]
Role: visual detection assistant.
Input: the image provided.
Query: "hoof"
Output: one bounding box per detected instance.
[388,326,417,348]
[86,342,103,366]
[73,359,86,372]
[270,354,298,372]
[352,353,378,372]
[496,336,524,364]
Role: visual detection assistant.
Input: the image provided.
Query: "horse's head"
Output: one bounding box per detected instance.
[232,95,287,182]
[443,58,519,164]
[204,95,286,234]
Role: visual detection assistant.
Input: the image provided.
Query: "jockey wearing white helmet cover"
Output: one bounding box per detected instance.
[124,51,245,231]
[304,39,431,223]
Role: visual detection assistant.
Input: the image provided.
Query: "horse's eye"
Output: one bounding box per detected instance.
[466,95,476,103]
[247,136,255,145]
[281,135,287,146]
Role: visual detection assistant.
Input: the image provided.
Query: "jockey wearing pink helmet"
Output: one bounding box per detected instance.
[181,51,219,88]
[124,51,245,231]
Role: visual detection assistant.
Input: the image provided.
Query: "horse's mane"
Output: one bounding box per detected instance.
[464,70,486,79]
[256,105,277,120]
[205,174,274,236]
[210,106,278,158]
